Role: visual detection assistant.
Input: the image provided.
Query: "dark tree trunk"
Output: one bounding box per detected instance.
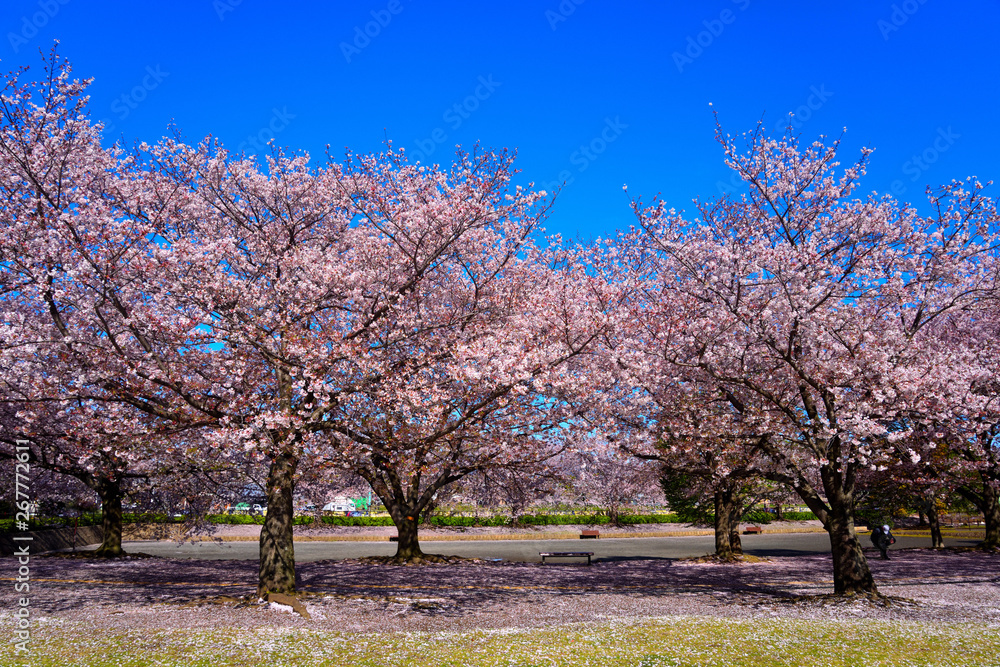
[730,529,743,555]
[929,507,944,549]
[958,479,1000,550]
[258,449,298,596]
[774,464,879,596]
[363,455,461,562]
[713,487,738,560]
[825,499,876,595]
[981,483,1000,549]
[392,509,424,560]
[924,492,944,549]
[775,504,784,521]
[93,478,124,557]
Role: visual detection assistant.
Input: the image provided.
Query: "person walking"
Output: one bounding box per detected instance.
[870,524,896,560]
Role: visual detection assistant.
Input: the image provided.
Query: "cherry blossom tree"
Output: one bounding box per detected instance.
[0,344,245,555]
[619,122,998,593]
[0,51,171,556]
[948,428,1000,548]
[313,242,609,561]
[0,396,224,555]
[452,466,560,521]
[563,434,663,526]
[0,400,144,555]
[900,306,1000,549]
[0,50,595,587]
[588,226,780,559]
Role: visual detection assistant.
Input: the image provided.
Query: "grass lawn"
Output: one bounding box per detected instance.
[8,616,999,666]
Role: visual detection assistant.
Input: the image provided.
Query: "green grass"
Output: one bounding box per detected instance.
[6,616,998,666]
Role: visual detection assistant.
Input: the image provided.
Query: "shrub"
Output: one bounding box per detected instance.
[741,510,775,525]
[319,516,395,527]
[0,513,105,533]
[427,513,680,527]
[204,514,316,526]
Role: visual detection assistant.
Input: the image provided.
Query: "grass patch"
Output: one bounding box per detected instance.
[6,616,997,666]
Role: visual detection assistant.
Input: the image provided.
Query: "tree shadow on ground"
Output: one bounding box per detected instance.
[10,549,997,614]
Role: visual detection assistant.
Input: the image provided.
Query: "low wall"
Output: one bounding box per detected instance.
[0,525,103,556]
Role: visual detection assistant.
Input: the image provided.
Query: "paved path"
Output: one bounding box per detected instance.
[117,532,982,562]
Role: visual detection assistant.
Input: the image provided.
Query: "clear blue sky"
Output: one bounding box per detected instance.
[2,0,997,241]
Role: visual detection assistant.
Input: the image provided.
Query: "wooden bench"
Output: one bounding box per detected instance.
[743,526,763,535]
[540,551,594,565]
[580,529,600,539]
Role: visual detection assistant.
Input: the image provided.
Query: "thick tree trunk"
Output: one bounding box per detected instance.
[776,465,879,595]
[826,503,877,595]
[93,478,124,557]
[758,425,878,594]
[363,456,464,562]
[258,450,298,596]
[713,488,738,560]
[392,510,424,560]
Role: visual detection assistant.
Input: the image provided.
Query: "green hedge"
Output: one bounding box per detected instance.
[507,513,681,526]
[203,513,682,528]
[204,513,317,526]
[741,510,775,525]
[0,517,80,532]
[781,511,817,521]
[0,513,105,532]
[123,513,186,524]
[319,515,395,526]
[422,513,680,527]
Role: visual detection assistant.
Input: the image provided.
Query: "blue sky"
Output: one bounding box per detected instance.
[2,0,997,241]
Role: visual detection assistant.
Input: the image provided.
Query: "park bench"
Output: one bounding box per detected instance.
[743,526,763,535]
[580,529,600,539]
[540,551,594,565]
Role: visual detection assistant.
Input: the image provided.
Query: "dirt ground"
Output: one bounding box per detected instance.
[7,548,998,635]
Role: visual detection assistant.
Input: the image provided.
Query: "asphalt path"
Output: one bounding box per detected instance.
[116,532,982,563]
